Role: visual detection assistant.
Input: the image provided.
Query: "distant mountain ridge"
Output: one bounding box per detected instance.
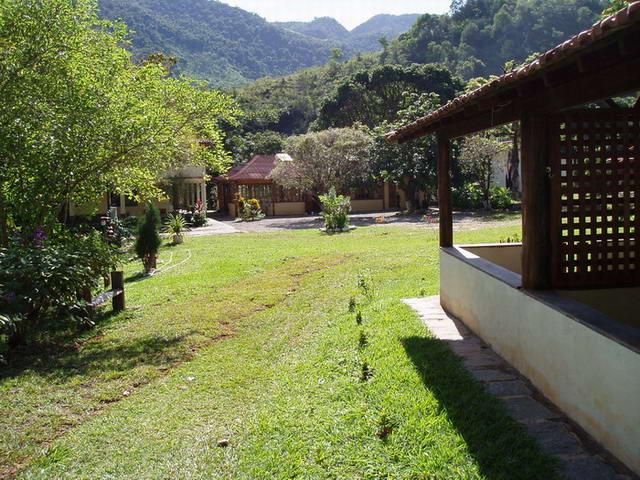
[97,0,421,87]
[274,14,422,52]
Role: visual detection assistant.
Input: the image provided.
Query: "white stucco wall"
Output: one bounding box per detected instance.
[440,247,640,474]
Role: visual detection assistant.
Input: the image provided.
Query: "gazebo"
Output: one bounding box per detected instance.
[387,3,640,474]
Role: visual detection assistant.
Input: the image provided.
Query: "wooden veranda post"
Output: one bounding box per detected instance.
[521,113,552,289]
[437,135,453,247]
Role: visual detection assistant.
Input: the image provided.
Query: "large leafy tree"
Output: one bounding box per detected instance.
[314,64,462,130]
[0,0,239,244]
[270,128,373,196]
[371,92,442,211]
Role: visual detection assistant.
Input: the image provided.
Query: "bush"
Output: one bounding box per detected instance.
[238,197,265,221]
[490,186,513,210]
[453,183,513,210]
[135,203,162,273]
[319,187,351,232]
[190,200,208,227]
[0,231,121,346]
[452,183,484,210]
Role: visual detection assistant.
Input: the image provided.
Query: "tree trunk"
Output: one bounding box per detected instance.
[507,122,521,197]
[0,186,8,247]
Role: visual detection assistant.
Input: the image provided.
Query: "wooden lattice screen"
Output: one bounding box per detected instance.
[549,108,640,288]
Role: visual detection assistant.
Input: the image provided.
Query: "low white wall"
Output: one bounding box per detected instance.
[463,243,523,275]
[440,247,640,474]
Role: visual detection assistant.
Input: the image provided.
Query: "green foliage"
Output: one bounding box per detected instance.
[0,231,120,345]
[459,136,509,207]
[388,0,605,79]
[314,64,462,129]
[602,0,629,16]
[452,183,485,210]
[98,0,346,87]
[319,187,351,232]
[135,204,162,273]
[163,213,190,236]
[0,0,238,243]
[272,129,373,195]
[453,183,513,211]
[226,130,286,164]
[490,186,514,210]
[371,92,444,210]
[189,202,208,228]
[238,198,265,222]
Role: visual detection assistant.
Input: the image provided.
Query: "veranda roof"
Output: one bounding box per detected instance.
[386,1,640,143]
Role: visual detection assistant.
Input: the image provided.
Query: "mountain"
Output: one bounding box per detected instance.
[274,14,422,52]
[273,17,351,42]
[98,0,343,87]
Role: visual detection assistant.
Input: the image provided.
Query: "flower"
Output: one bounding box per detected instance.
[33,228,47,246]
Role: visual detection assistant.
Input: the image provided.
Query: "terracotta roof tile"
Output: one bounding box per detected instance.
[224,155,278,181]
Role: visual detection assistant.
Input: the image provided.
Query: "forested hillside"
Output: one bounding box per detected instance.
[228,0,610,162]
[276,14,422,52]
[97,0,420,87]
[98,0,340,87]
[386,0,607,78]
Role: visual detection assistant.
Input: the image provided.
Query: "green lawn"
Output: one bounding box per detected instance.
[0,224,559,479]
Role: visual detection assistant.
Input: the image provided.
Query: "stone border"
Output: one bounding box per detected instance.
[403,296,636,480]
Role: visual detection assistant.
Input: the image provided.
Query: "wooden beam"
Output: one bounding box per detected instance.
[437,136,453,248]
[520,113,552,290]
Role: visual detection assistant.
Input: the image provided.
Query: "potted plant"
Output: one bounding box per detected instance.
[163,213,190,244]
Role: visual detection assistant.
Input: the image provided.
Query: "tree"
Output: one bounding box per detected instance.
[270,128,373,196]
[314,64,462,130]
[0,0,239,245]
[371,92,442,212]
[135,204,162,273]
[227,130,285,163]
[458,136,508,208]
[602,0,629,16]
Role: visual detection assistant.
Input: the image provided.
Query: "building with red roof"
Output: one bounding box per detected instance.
[215,154,399,217]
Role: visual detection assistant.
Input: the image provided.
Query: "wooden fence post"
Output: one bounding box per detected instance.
[111,271,125,312]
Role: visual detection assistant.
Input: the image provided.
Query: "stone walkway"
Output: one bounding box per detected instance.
[403,296,634,480]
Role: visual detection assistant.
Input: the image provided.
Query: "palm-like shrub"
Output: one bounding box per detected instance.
[135,203,162,273]
[163,213,190,244]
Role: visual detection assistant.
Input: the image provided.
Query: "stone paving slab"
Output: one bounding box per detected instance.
[502,396,560,424]
[402,296,632,480]
[486,380,531,397]
[526,422,584,458]
[561,456,626,480]
[470,369,517,382]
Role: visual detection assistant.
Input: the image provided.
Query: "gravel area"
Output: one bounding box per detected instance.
[207,210,521,235]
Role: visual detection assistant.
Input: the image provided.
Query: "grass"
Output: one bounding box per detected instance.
[1,223,560,479]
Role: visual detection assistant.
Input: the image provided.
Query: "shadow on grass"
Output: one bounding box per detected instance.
[402,336,559,480]
[0,327,193,382]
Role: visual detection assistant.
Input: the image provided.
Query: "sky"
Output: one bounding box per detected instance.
[219,0,451,30]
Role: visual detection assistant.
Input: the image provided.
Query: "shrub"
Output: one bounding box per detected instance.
[0,231,121,346]
[490,186,513,210]
[319,187,351,232]
[238,197,265,221]
[190,200,208,227]
[164,213,190,236]
[452,182,484,210]
[135,203,162,273]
